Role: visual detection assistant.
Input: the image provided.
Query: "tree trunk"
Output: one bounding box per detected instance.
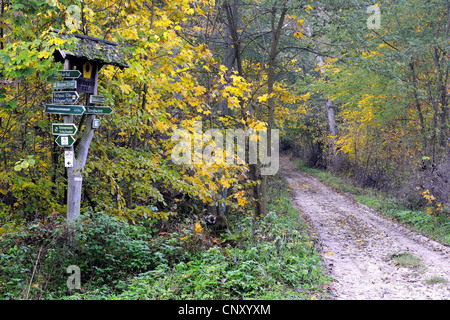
[409,61,428,155]
[66,61,97,225]
[0,0,4,50]
[315,52,338,168]
[260,2,287,216]
[440,6,450,149]
[210,0,241,217]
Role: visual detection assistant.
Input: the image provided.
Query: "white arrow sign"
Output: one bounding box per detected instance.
[64,151,74,168]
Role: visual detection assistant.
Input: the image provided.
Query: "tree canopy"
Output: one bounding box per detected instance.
[0,0,448,227]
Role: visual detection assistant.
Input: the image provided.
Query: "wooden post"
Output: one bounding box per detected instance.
[66,63,98,225]
[62,59,75,223]
[49,31,127,227]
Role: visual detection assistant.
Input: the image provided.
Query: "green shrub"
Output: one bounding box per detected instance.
[67,174,332,300]
[0,216,72,299]
[0,212,183,299]
[1,174,332,300]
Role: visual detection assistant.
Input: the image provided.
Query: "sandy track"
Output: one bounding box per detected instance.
[280,155,450,300]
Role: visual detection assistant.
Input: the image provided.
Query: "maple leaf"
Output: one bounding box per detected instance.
[194,221,203,233]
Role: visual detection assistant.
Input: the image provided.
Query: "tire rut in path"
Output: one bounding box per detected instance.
[280,155,450,300]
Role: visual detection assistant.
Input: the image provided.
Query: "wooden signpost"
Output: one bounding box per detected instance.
[50,58,100,226]
[48,29,128,226]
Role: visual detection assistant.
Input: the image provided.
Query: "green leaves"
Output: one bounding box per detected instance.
[63,190,329,300]
[14,155,36,172]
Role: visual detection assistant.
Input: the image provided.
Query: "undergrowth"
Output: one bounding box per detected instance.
[0,173,331,300]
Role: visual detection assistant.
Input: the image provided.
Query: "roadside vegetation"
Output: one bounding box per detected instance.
[0,173,331,300]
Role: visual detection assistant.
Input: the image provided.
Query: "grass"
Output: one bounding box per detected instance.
[424,277,448,285]
[295,161,362,195]
[389,252,423,268]
[1,173,332,300]
[295,160,450,246]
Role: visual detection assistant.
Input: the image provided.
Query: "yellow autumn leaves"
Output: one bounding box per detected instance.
[179,221,203,241]
[422,190,443,217]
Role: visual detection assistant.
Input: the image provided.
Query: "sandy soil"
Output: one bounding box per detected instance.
[280,155,450,300]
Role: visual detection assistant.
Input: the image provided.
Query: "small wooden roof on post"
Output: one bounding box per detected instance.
[48,29,128,226]
[50,28,129,70]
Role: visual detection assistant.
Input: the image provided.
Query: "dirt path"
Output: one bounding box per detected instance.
[279,155,450,300]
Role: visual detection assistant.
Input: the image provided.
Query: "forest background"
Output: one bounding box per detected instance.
[0,0,449,299]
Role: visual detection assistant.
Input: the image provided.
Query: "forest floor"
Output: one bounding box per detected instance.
[280,154,450,300]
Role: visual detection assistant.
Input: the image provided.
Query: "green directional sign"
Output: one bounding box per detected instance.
[55,135,76,147]
[52,123,78,135]
[51,80,77,90]
[52,91,80,104]
[89,95,105,105]
[85,106,114,115]
[45,104,85,115]
[57,70,82,79]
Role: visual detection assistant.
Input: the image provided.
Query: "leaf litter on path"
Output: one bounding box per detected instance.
[280,155,450,300]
